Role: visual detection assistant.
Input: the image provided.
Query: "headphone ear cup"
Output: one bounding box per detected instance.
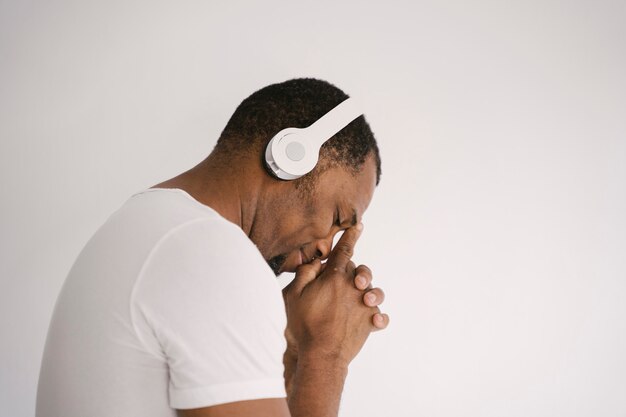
[265,129,321,180]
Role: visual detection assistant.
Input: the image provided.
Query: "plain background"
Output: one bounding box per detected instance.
[1,1,625,416]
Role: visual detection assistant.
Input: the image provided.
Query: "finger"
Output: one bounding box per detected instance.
[363,287,385,307]
[327,224,363,270]
[354,264,372,290]
[371,313,390,331]
[287,259,323,295]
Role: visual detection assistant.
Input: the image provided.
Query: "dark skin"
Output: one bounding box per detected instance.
[153,149,388,417]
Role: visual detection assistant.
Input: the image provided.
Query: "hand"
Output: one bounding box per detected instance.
[298,240,390,330]
[282,224,385,367]
[352,264,389,330]
[314,261,389,329]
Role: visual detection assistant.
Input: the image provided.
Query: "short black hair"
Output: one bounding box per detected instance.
[215,78,381,185]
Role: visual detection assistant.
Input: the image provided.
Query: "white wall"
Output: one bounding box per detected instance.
[1,1,625,416]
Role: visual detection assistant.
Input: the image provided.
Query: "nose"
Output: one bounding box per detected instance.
[313,231,338,261]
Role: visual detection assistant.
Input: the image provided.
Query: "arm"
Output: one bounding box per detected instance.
[178,399,289,417]
[286,353,349,417]
[179,356,347,417]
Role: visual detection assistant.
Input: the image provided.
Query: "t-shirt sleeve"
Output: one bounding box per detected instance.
[130,217,287,409]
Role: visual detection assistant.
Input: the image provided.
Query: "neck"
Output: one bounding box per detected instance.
[151,154,262,236]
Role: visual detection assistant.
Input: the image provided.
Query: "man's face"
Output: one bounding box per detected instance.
[253,154,378,275]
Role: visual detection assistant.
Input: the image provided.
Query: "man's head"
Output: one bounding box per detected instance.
[212,78,381,274]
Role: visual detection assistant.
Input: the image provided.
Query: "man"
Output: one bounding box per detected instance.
[37,78,389,417]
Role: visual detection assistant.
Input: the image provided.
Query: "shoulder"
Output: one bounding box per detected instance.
[152,216,272,278]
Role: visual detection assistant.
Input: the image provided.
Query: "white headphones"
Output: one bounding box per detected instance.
[264,98,362,180]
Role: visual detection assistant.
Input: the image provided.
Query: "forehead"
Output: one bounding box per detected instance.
[314,155,377,217]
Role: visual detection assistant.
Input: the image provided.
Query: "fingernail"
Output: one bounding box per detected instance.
[366,293,376,304]
[375,314,384,324]
[356,275,367,288]
[356,223,364,232]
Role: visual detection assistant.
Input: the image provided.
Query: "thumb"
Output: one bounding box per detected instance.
[286,258,323,295]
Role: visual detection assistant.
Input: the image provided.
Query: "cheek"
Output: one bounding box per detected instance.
[263,214,309,253]
[259,195,331,253]
[279,215,328,248]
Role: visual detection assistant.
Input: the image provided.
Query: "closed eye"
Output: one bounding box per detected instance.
[334,209,342,227]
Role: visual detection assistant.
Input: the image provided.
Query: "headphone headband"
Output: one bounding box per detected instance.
[305,98,362,147]
[264,98,363,180]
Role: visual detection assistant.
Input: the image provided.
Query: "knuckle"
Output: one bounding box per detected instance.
[355,266,373,285]
[354,274,369,288]
[357,264,372,276]
[371,311,386,331]
[296,266,313,278]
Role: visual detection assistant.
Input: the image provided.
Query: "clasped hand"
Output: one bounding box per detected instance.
[282,224,389,377]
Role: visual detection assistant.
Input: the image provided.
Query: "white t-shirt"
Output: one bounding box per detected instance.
[36,188,287,416]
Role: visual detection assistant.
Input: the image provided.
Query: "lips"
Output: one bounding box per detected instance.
[300,249,317,266]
